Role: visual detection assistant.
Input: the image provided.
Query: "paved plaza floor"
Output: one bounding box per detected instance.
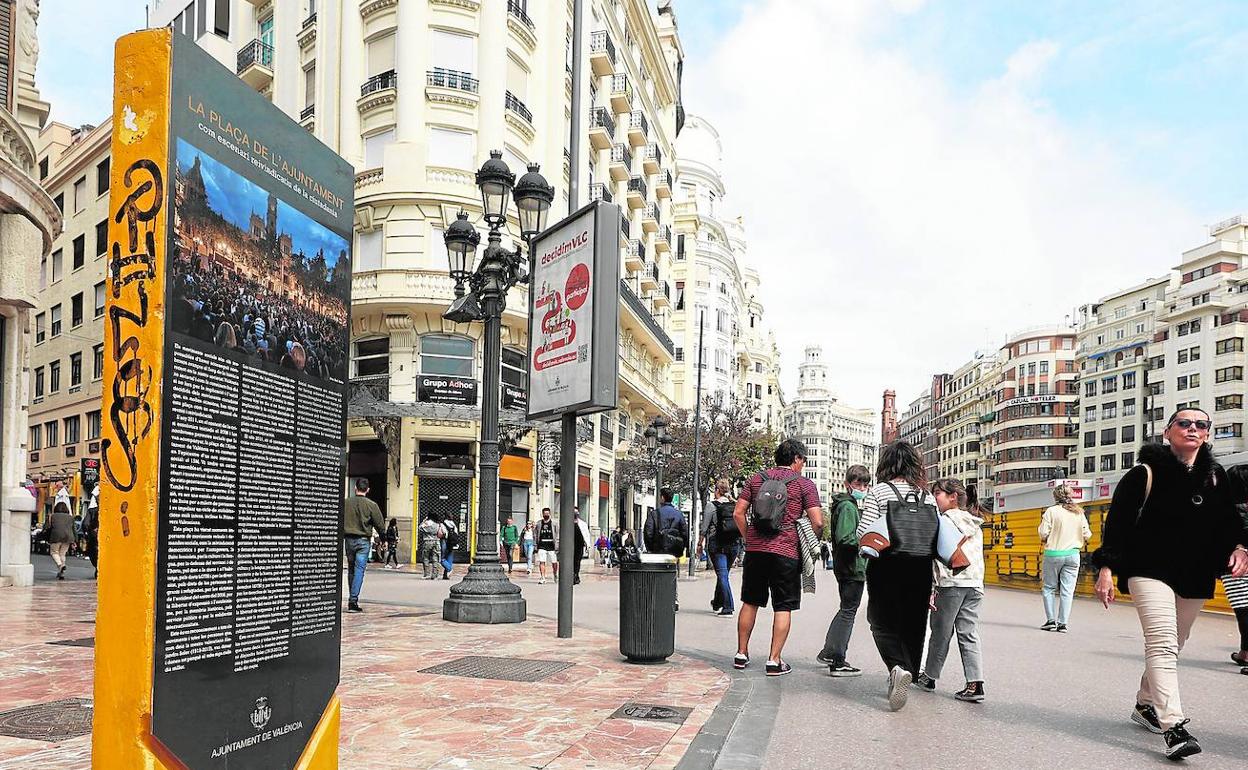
[2,553,1246,769]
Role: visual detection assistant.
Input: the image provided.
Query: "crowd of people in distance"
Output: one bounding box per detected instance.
[169,249,347,381]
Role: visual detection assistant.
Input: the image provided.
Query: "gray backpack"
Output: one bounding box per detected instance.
[752,470,795,536]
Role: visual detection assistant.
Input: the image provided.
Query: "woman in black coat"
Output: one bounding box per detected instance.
[1091,409,1248,760]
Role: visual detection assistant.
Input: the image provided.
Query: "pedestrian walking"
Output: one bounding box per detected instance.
[439,517,460,579]
[501,516,520,575]
[418,516,442,579]
[817,464,871,676]
[698,478,740,617]
[1091,410,1248,760]
[1223,463,1248,672]
[732,439,823,677]
[573,510,592,585]
[343,478,385,612]
[82,486,100,579]
[644,488,690,609]
[535,508,559,584]
[522,522,536,573]
[1038,484,1092,632]
[384,517,400,569]
[45,500,76,580]
[856,440,939,712]
[595,532,610,565]
[916,478,986,703]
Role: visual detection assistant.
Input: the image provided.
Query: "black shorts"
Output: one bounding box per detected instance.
[740,551,802,612]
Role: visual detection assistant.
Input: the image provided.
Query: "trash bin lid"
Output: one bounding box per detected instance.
[639,554,677,564]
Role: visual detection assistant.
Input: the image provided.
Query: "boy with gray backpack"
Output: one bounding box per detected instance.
[732,439,823,677]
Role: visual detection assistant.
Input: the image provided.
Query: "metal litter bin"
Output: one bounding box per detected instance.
[619,554,677,663]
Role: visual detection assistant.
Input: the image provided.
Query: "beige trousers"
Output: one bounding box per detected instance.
[1128,576,1204,729]
[49,541,70,568]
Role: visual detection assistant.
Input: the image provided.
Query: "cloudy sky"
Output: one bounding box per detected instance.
[40,1,1248,415]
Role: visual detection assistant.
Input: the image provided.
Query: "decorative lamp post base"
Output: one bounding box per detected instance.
[442,563,527,624]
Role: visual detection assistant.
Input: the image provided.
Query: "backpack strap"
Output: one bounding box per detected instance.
[1134,464,1153,526]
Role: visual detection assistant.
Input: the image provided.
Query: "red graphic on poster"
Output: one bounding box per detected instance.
[565,264,590,310]
[533,285,577,371]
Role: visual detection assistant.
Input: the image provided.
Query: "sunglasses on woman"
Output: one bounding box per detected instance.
[1171,418,1211,431]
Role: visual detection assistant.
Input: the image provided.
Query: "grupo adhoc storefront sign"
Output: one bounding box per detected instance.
[526,200,621,421]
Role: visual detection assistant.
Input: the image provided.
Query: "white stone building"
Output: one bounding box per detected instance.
[147,0,687,551]
[784,346,876,501]
[1,0,59,587]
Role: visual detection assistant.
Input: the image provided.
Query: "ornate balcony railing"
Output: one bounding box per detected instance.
[505,90,533,123]
[629,111,648,136]
[610,143,632,167]
[589,183,613,203]
[627,176,647,198]
[619,280,674,355]
[427,68,479,92]
[645,202,661,224]
[507,0,534,29]
[237,39,274,73]
[589,107,616,135]
[300,104,315,121]
[644,143,662,167]
[590,31,616,64]
[361,69,398,96]
[302,13,317,29]
[620,216,630,239]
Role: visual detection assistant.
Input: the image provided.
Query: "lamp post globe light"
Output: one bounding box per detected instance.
[440,150,553,624]
[646,416,672,504]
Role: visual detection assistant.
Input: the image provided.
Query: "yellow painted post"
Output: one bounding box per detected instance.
[410,475,420,564]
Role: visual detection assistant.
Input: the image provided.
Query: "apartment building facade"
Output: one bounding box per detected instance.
[934,352,1000,505]
[148,0,687,552]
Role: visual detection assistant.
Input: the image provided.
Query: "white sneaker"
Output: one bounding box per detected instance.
[887,666,912,712]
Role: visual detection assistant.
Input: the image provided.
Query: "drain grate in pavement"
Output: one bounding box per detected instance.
[386,611,436,619]
[418,655,572,683]
[609,703,691,725]
[47,637,94,648]
[0,698,93,742]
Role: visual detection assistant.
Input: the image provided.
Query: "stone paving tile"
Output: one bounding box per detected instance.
[0,578,729,769]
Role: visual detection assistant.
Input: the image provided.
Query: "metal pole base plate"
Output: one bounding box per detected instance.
[442,563,528,624]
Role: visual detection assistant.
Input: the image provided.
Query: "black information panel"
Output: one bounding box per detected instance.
[151,37,354,769]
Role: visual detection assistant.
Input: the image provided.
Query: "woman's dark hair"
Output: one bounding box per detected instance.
[774,438,808,467]
[1166,406,1211,426]
[876,441,925,488]
[931,478,968,508]
[1227,464,1248,504]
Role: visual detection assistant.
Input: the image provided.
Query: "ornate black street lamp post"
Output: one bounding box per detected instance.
[441,150,553,624]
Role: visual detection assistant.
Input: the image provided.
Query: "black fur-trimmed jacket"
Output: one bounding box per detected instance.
[1091,443,1247,599]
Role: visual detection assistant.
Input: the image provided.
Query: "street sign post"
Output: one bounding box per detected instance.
[95,29,352,770]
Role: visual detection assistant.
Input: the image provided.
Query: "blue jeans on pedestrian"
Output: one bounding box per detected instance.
[344,535,370,603]
[711,551,734,612]
[1042,553,1080,625]
[441,541,454,577]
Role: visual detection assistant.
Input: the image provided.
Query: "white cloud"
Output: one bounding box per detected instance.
[684,0,1202,416]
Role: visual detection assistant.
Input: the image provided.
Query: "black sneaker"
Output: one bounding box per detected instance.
[828,662,862,678]
[1131,703,1164,734]
[887,666,912,711]
[914,673,936,691]
[1231,652,1248,666]
[733,653,749,670]
[1163,720,1201,760]
[1055,624,1069,633]
[955,681,985,703]
[1040,621,1057,632]
[765,660,792,677]
[816,651,836,666]
[716,608,734,617]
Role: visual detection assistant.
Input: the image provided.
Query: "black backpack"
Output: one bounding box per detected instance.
[443,522,460,550]
[751,470,796,536]
[883,482,938,558]
[715,499,739,540]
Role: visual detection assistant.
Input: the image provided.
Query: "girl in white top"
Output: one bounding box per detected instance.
[1038,485,1092,632]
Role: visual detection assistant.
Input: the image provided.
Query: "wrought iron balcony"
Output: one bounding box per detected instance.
[643,142,662,173]
[505,90,533,123]
[588,107,616,150]
[619,280,674,355]
[627,110,648,146]
[620,215,630,239]
[589,182,613,204]
[302,13,317,29]
[237,38,274,72]
[300,104,315,121]
[590,31,617,75]
[507,0,534,29]
[625,176,647,208]
[610,74,633,113]
[655,168,673,197]
[361,69,398,96]
[427,68,479,93]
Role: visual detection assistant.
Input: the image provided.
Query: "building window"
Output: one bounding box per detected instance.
[502,347,526,390]
[45,420,59,447]
[1084,432,1096,448]
[355,229,382,271]
[1122,424,1135,444]
[71,293,83,328]
[1216,394,1243,411]
[363,128,395,169]
[93,344,104,380]
[427,127,473,169]
[49,360,61,392]
[1189,346,1201,361]
[1122,371,1136,389]
[88,410,102,440]
[1100,428,1117,446]
[70,352,82,387]
[421,335,474,376]
[1101,454,1117,472]
[1040,360,1048,374]
[35,313,46,344]
[64,415,80,445]
[1177,349,1188,364]
[97,157,110,195]
[1123,397,1136,416]
[1083,456,1096,474]
[96,219,108,257]
[1085,381,1096,397]
[73,177,87,212]
[1215,423,1244,439]
[53,193,63,214]
[51,249,62,282]
[30,425,42,451]
[50,304,62,337]
[674,347,683,362]
[352,336,390,377]
[1101,376,1117,393]
[34,367,44,398]
[94,282,106,318]
[1217,337,1244,355]
[72,235,85,270]
[1216,366,1244,383]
